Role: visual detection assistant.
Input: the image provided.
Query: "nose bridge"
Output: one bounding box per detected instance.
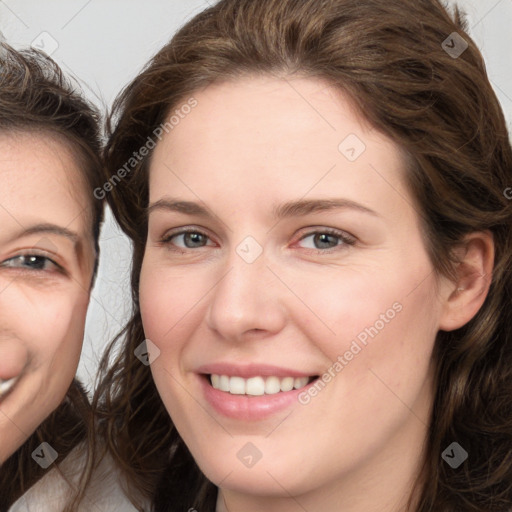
[206,235,286,340]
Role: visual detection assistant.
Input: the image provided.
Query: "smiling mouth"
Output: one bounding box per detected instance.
[0,377,18,401]
[207,374,318,396]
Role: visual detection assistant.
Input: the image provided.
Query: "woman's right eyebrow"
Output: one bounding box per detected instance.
[147,198,210,217]
[4,224,80,245]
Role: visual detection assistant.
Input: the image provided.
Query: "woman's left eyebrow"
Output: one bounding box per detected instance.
[271,198,381,219]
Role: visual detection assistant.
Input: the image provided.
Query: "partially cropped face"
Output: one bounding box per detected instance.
[0,132,95,463]
[140,76,451,501]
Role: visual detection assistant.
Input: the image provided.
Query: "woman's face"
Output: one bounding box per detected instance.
[140,76,454,505]
[0,132,94,463]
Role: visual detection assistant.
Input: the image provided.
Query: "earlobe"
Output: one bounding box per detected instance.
[438,231,494,332]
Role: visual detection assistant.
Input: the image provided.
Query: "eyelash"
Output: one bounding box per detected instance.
[160,227,356,254]
[0,253,63,273]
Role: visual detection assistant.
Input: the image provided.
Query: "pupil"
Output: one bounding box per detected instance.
[25,256,45,269]
[185,233,205,248]
[315,233,337,249]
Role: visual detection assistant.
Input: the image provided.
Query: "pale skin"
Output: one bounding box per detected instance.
[140,76,494,512]
[0,132,95,464]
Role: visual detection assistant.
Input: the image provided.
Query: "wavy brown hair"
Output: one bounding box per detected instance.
[93,0,512,510]
[0,43,104,511]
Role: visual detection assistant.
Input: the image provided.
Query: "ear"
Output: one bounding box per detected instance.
[438,230,494,332]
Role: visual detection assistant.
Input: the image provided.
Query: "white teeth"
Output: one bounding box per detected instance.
[293,377,309,389]
[229,376,246,394]
[210,374,312,395]
[0,377,18,398]
[280,377,294,392]
[246,376,265,396]
[211,374,220,388]
[264,376,281,395]
[219,375,230,392]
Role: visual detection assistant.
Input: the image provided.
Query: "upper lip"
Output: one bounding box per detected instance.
[196,363,317,379]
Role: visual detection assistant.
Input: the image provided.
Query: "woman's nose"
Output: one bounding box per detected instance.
[205,239,288,343]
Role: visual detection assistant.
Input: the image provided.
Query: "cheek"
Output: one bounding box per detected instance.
[0,286,89,460]
[35,296,87,358]
[44,296,89,378]
[139,260,210,416]
[8,286,89,403]
[286,251,441,414]
[289,244,439,358]
[139,260,200,351]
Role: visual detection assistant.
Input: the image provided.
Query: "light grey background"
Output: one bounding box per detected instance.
[1,0,511,392]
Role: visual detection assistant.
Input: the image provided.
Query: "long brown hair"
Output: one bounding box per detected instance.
[94,1,512,510]
[0,44,104,511]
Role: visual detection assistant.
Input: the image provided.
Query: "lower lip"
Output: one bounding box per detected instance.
[200,375,316,421]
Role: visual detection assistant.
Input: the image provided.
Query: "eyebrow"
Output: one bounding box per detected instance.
[147,197,380,220]
[12,224,80,245]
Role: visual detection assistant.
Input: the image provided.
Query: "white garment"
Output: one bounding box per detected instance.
[9,445,144,512]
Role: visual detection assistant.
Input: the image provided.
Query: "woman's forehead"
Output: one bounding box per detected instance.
[147,76,411,224]
[0,132,92,235]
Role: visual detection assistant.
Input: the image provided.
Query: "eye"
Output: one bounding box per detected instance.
[296,229,356,251]
[1,254,61,272]
[161,229,215,251]
[160,227,356,254]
